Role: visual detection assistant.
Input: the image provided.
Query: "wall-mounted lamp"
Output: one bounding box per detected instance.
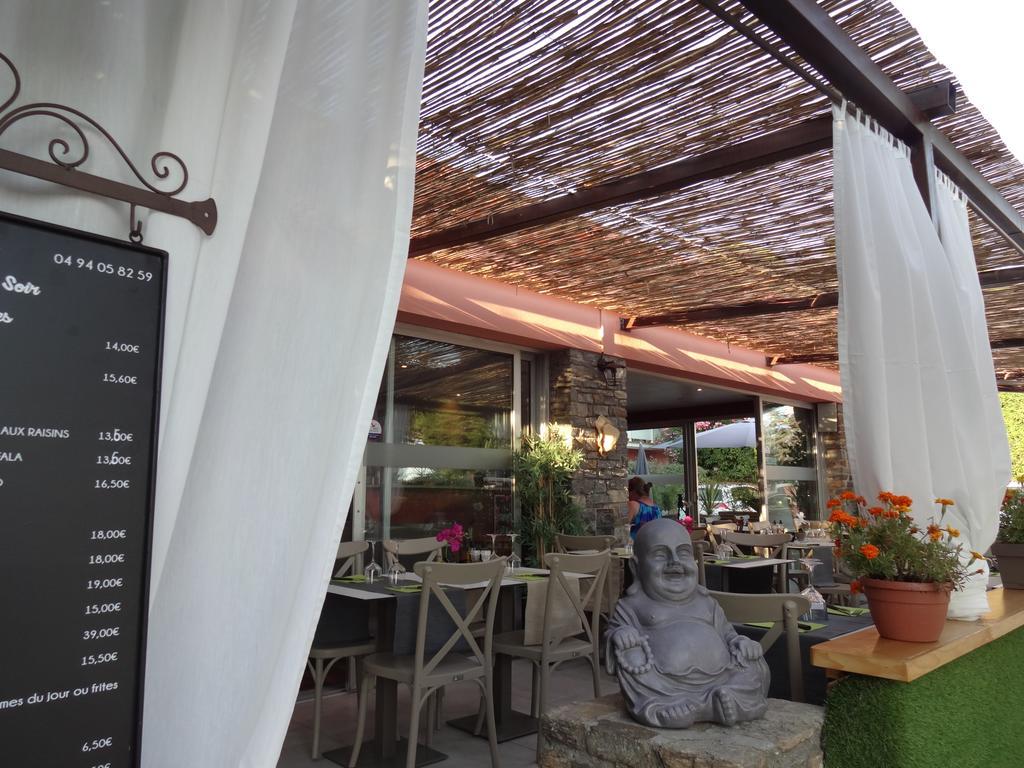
[596,355,625,386]
[595,414,620,456]
[816,402,839,433]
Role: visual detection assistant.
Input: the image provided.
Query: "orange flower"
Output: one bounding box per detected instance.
[970,551,986,562]
[894,495,913,508]
[859,544,880,559]
[855,495,867,506]
[841,491,858,501]
[935,498,955,507]
[946,525,960,538]
[883,508,901,519]
[927,524,943,542]
[909,526,919,534]
[850,579,862,594]
[868,506,884,517]
[826,498,842,509]
[878,491,896,504]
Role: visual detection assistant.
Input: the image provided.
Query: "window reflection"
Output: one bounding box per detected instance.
[763,404,815,468]
[373,336,513,449]
[363,467,513,544]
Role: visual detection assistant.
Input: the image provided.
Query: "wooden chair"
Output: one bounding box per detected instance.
[707,522,737,547]
[554,534,618,615]
[348,558,507,768]
[492,550,610,751]
[708,591,812,703]
[748,520,772,533]
[382,536,447,570]
[307,540,375,759]
[722,531,791,558]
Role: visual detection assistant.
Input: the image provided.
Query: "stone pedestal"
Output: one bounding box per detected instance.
[539,693,823,768]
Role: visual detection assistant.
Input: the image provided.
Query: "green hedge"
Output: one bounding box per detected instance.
[823,627,1024,768]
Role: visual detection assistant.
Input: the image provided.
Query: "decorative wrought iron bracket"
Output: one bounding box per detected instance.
[0,51,217,242]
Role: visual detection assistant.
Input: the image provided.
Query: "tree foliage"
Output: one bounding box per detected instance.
[696,447,757,483]
[1001,393,1024,481]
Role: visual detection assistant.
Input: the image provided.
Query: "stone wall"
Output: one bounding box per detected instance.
[540,693,824,768]
[548,349,628,535]
[820,404,852,501]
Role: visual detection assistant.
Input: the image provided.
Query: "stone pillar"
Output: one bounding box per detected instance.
[548,349,628,535]
[820,403,852,502]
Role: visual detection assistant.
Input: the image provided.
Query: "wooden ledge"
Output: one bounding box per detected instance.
[811,588,1024,682]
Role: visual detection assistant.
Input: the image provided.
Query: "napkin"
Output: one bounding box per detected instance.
[386,585,422,594]
[524,574,582,645]
[333,575,366,583]
[827,605,870,617]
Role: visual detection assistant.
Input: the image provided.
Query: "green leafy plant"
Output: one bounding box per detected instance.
[828,491,981,590]
[998,485,1024,544]
[730,485,761,511]
[697,480,724,519]
[514,428,585,565]
[1000,393,1024,479]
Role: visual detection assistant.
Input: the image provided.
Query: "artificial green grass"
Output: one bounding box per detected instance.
[823,626,1024,768]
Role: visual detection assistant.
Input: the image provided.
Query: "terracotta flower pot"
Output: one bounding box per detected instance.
[862,578,951,643]
[992,542,1024,589]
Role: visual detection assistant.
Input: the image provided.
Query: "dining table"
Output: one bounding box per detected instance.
[321,565,575,766]
[733,606,874,704]
[704,555,797,593]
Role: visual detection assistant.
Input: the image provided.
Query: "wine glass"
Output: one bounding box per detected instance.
[506,532,521,573]
[386,560,405,585]
[363,539,382,584]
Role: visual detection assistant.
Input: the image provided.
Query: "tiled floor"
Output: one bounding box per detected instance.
[277,658,619,768]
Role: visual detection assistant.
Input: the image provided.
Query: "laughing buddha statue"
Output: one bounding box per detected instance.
[606,518,769,728]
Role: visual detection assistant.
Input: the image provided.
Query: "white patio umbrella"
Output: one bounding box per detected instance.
[695,419,756,449]
[634,443,649,475]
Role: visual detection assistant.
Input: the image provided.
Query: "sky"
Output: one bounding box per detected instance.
[892,0,1024,165]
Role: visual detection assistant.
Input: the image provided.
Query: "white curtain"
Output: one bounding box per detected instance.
[1,1,427,765]
[834,105,1011,620]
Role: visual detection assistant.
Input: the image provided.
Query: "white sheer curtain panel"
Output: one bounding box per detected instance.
[834,105,1011,620]
[0,1,427,765]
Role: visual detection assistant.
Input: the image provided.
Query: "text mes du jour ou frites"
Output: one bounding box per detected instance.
[52,253,154,282]
[0,681,120,713]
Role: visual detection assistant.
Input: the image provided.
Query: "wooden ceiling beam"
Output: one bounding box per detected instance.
[409,80,954,258]
[409,116,832,256]
[766,337,1024,367]
[624,265,1024,329]
[737,0,1024,255]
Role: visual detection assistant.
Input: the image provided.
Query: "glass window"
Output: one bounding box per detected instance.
[362,333,520,547]
[363,467,513,542]
[373,336,513,449]
[763,403,815,468]
[762,402,820,521]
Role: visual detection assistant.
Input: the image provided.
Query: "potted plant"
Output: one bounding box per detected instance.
[513,428,585,565]
[828,491,984,642]
[992,483,1024,588]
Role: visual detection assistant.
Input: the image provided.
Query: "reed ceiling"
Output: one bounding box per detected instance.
[413,0,1024,386]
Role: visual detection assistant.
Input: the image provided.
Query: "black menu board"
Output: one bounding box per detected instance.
[0,211,166,768]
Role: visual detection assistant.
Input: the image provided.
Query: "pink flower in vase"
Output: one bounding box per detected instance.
[678,515,694,532]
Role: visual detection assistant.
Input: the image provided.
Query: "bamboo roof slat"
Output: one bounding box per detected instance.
[412,0,1024,386]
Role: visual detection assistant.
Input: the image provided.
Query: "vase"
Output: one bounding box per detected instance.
[861,578,952,642]
[991,542,1024,589]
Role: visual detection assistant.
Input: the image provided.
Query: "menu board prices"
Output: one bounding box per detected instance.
[0,211,166,768]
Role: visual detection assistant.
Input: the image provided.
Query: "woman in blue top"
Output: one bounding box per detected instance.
[627,476,662,539]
